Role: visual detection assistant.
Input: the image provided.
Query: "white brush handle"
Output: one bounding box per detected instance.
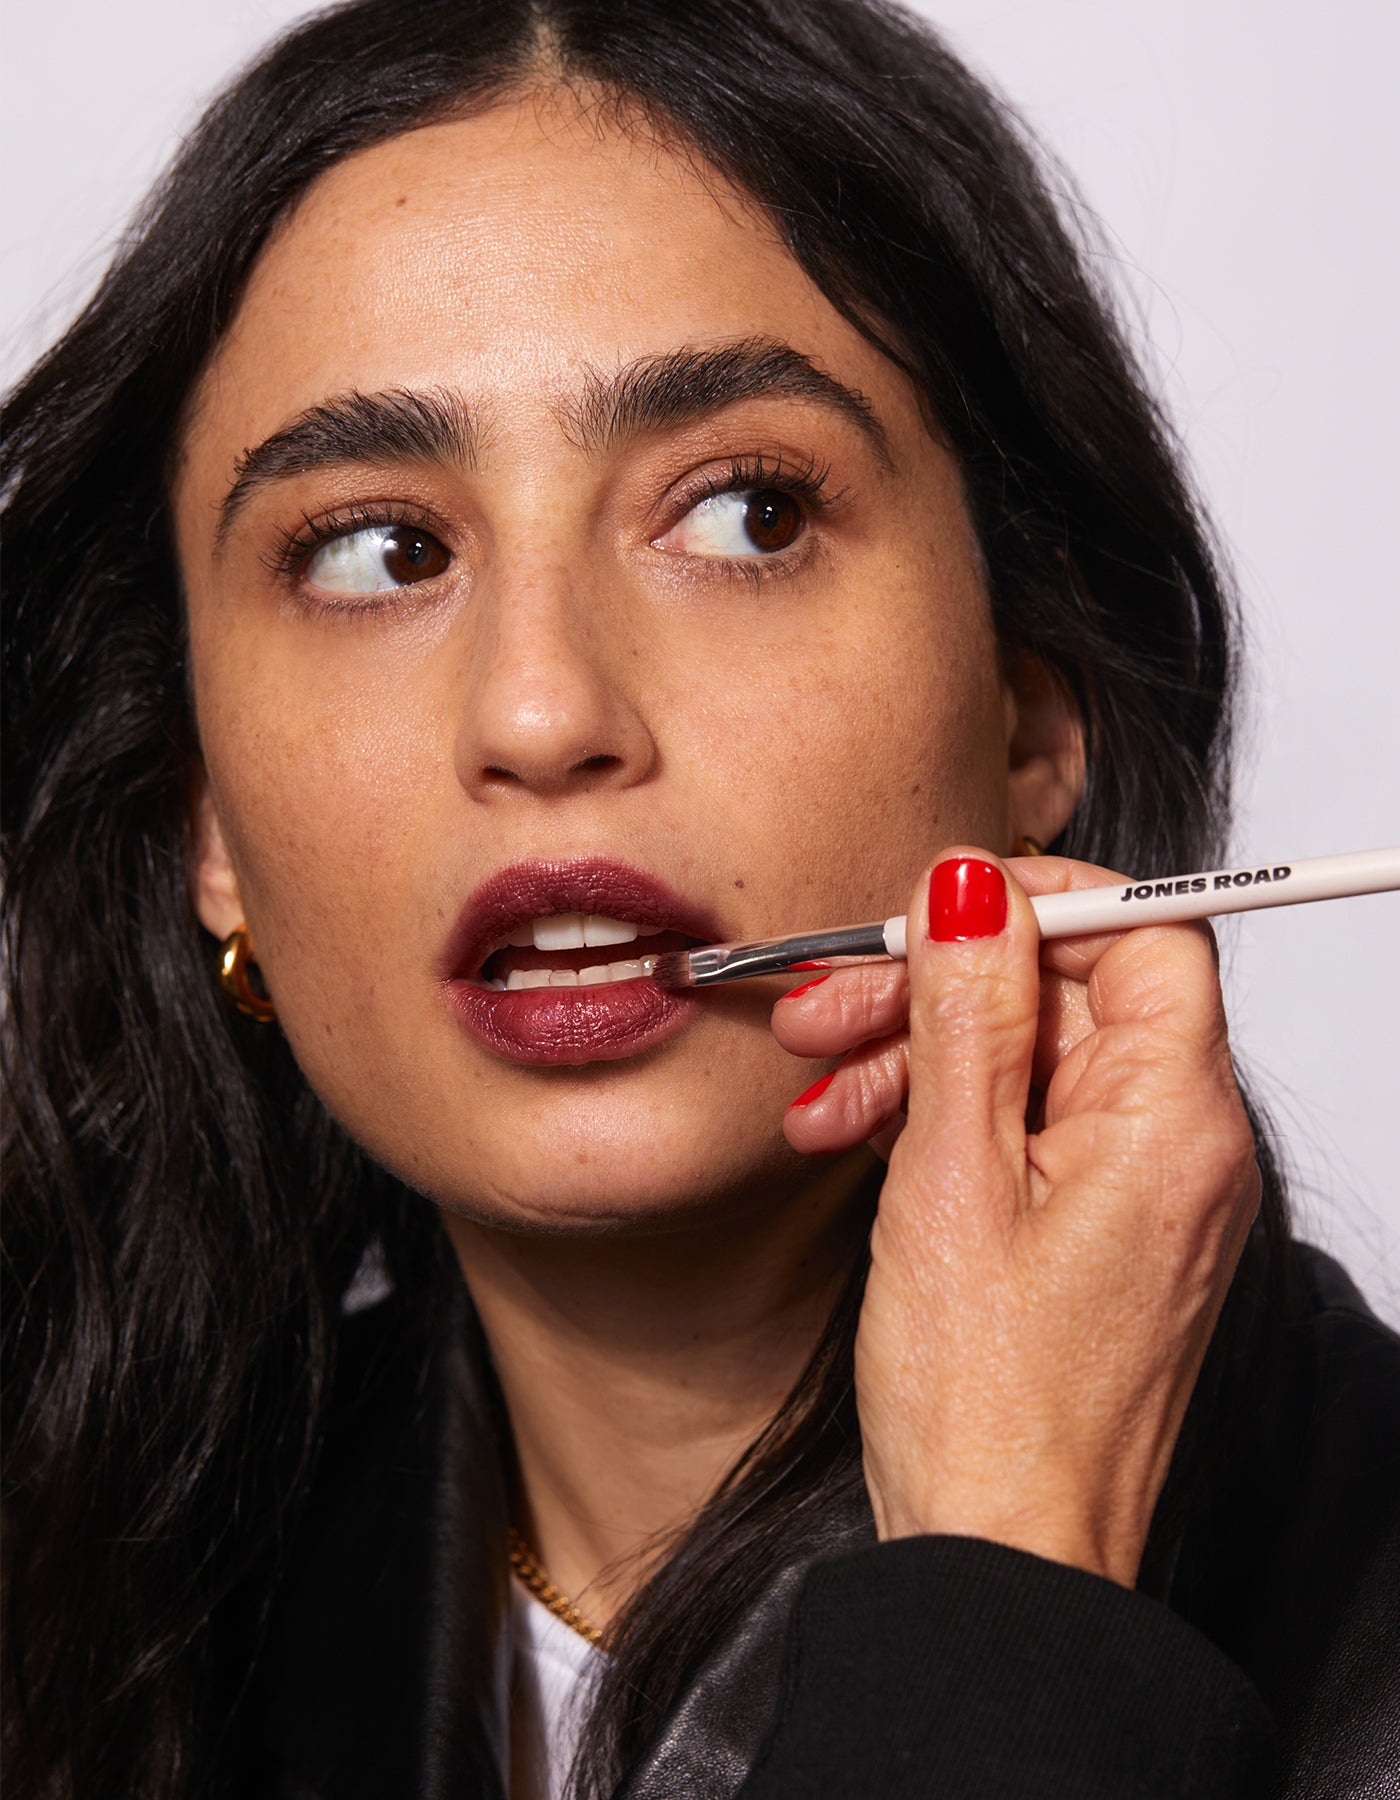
[879,847,1400,958]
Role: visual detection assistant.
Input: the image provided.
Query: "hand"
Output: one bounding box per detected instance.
[772,848,1260,1586]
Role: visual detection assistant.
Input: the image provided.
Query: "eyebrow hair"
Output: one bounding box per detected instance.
[215,386,482,547]
[563,336,890,462]
[213,338,888,548]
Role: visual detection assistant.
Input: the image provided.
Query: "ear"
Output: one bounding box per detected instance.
[189,767,247,941]
[1002,650,1085,850]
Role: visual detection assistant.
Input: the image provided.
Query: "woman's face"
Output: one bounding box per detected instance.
[175,90,1075,1230]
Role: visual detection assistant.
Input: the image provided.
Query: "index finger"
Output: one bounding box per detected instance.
[775,856,1134,1058]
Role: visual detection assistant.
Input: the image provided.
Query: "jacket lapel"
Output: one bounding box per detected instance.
[254,1274,510,1798]
[613,1488,876,1800]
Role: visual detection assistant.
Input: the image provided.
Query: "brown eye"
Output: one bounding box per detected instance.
[743,490,803,552]
[655,483,812,561]
[305,523,451,595]
[381,529,450,584]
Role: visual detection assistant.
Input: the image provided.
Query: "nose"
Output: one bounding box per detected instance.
[453,561,658,803]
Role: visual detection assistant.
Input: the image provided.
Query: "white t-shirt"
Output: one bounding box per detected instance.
[507,1577,605,1800]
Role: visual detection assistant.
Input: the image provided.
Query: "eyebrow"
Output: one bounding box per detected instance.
[215,385,481,547]
[213,337,888,548]
[562,336,890,461]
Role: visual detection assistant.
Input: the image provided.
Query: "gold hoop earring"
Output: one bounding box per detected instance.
[218,928,276,1023]
[1011,835,1046,857]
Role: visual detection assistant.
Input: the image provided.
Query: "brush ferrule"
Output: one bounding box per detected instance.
[678,923,891,986]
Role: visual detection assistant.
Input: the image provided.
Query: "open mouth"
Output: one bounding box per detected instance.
[441,858,722,1067]
[474,915,701,990]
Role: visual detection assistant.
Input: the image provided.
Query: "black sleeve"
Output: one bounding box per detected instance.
[736,1536,1276,1799]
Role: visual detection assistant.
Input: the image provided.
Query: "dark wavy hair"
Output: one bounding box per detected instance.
[2,1,1288,1794]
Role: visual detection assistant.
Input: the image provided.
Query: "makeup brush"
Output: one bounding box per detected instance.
[649,846,1400,989]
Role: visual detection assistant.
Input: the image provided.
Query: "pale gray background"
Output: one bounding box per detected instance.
[4,1,1396,1319]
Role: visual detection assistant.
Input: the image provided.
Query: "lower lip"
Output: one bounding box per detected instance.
[444,974,701,1066]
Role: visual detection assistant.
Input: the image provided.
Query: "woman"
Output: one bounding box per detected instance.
[3,2,1396,1797]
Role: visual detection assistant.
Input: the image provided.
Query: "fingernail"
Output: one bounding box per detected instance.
[928,857,1007,942]
[789,1071,835,1109]
[789,960,831,971]
[781,975,831,1001]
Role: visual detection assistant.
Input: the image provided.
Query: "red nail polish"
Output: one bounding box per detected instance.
[789,1071,835,1108]
[789,960,831,971]
[782,975,831,1001]
[928,857,1007,942]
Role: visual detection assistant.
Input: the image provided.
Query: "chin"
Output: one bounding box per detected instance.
[293,999,809,1232]
[413,1116,805,1237]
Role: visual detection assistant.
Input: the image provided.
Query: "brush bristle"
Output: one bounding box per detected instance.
[648,949,696,990]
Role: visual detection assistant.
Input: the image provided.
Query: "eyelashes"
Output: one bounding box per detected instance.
[671,449,842,520]
[655,451,846,582]
[260,450,849,609]
[261,499,446,583]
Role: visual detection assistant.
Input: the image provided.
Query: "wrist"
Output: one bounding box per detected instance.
[868,1482,1144,1588]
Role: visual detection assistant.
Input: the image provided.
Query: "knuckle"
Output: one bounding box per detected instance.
[914,965,1031,1061]
[821,965,906,1046]
[1158,1096,1258,1215]
[844,976,890,1038]
[852,1036,909,1125]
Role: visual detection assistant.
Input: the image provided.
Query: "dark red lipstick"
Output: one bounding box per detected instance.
[440,857,724,1067]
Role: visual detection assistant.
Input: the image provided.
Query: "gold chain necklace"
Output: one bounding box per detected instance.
[506,1527,607,1649]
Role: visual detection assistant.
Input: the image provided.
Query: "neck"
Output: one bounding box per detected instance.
[442,1151,875,1628]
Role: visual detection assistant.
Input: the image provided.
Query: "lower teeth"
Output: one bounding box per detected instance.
[496,956,658,992]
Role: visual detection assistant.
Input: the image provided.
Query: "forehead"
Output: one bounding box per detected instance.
[181,90,896,472]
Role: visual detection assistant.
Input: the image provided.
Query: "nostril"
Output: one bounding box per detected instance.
[474,753,626,790]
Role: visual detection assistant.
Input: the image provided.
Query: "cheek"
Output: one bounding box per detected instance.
[195,639,453,1019]
[663,575,1008,916]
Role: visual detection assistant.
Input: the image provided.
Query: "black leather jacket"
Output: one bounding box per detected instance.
[244,1237,1400,1798]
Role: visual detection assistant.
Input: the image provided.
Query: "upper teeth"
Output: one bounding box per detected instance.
[502,914,665,951]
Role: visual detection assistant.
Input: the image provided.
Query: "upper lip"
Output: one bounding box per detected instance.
[440,857,727,984]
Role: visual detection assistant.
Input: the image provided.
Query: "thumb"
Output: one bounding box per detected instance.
[893,849,1040,1224]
